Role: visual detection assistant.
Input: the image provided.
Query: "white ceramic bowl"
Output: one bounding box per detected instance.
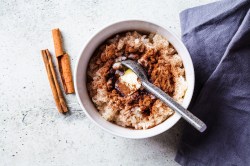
[75,20,194,139]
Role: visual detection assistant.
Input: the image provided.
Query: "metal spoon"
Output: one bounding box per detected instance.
[121,60,207,132]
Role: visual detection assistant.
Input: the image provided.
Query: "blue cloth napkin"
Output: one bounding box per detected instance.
[175,0,250,165]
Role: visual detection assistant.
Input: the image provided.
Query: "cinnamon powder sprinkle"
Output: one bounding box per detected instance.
[87,31,187,129]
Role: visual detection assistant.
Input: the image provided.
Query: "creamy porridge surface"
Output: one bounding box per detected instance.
[87,31,187,130]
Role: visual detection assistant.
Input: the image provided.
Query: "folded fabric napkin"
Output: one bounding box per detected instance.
[175,0,250,165]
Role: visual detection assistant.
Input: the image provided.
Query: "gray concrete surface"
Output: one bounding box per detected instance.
[0,0,215,165]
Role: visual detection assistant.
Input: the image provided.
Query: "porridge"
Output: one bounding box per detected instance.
[87,31,187,129]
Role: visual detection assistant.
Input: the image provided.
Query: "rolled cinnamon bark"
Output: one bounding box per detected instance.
[41,49,68,113]
[52,28,75,94]
[58,53,75,94]
[52,28,64,57]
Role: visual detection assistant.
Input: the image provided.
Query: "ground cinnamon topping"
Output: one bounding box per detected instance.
[87,31,187,129]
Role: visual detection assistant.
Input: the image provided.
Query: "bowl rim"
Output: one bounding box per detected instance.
[74,19,195,139]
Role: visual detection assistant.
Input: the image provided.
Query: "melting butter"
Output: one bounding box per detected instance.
[119,69,141,95]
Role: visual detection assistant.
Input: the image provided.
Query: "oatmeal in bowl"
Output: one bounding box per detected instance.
[75,20,194,138]
[87,31,187,130]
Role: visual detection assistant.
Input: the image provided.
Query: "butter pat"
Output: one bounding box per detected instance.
[116,69,141,96]
[120,69,141,90]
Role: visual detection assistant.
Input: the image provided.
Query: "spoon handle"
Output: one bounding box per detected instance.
[142,81,207,132]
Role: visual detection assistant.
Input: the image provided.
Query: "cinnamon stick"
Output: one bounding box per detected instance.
[52,28,64,57]
[58,53,75,94]
[41,49,68,113]
[52,28,75,94]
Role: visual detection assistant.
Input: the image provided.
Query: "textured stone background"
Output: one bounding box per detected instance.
[0,0,215,165]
